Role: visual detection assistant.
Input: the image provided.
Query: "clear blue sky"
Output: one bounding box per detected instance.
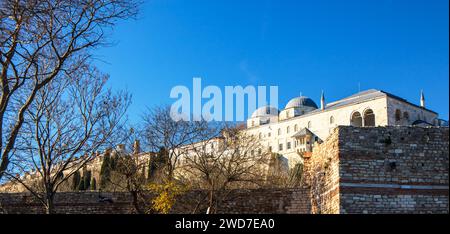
[94,0,449,123]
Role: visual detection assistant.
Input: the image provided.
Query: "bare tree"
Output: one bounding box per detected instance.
[98,127,155,214]
[265,153,304,188]
[142,106,211,180]
[5,64,130,214]
[0,0,139,181]
[105,149,151,214]
[180,125,272,214]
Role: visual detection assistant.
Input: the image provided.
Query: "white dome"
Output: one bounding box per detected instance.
[285,96,318,110]
[251,106,279,118]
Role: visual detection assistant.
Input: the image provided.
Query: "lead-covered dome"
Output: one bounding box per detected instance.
[285,96,318,110]
[251,106,279,118]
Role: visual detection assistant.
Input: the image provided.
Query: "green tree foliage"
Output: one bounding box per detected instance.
[110,154,119,171]
[72,171,81,191]
[100,154,112,189]
[148,147,167,183]
[83,170,92,190]
[91,177,97,191]
[78,179,85,191]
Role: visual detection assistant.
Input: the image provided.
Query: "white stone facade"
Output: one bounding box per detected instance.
[245,89,441,169]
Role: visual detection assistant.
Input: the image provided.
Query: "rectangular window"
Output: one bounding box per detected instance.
[287,142,291,150]
[278,144,283,151]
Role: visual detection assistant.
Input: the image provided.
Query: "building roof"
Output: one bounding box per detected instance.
[292,128,314,138]
[412,120,434,126]
[285,96,318,110]
[246,89,439,129]
[251,106,279,118]
[323,89,385,111]
[318,89,437,115]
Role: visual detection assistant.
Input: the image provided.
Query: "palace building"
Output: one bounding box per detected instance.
[245,89,447,169]
[1,89,447,194]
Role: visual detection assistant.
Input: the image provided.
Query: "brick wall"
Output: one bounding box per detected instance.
[0,126,448,214]
[303,127,341,214]
[336,126,449,214]
[0,188,311,214]
[302,126,448,214]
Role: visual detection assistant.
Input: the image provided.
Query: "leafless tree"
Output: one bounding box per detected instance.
[265,153,303,188]
[0,0,139,181]
[4,64,131,214]
[104,149,151,214]
[180,125,272,214]
[141,106,211,180]
[98,127,155,214]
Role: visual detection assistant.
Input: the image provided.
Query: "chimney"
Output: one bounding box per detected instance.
[420,90,425,108]
[116,144,126,153]
[320,90,325,110]
[133,140,141,154]
[105,148,112,154]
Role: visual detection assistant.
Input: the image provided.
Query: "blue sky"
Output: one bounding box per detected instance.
[94,0,449,123]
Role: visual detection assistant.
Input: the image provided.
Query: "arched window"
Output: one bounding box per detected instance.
[403,112,409,121]
[287,126,290,134]
[330,116,334,124]
[278,128,281,135]
[351,111,363,127]
[395,109,401,122]
[294,124,298,132]
[307,121,312,129]
[364,109,375,127]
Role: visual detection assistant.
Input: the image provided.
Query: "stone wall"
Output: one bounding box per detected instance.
[303,127,341,214]
[336,126,449,214]
[386,96,438,126]
[0,188,311,214]
[302,126,448,214]
[0,126,448,214]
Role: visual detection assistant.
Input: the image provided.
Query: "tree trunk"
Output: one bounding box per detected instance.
[127,179,144,214]
[45,194,55,214]
[131,190,144,214]
[208,190,214,214]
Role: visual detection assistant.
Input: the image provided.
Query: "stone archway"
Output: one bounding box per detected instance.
[350,111,363,127]
[363,109,375,127]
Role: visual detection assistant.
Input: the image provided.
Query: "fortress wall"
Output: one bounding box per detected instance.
[336,126,449,214]
[0,188,311,214]
[0,126,448,214]
[303,128,341,214]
